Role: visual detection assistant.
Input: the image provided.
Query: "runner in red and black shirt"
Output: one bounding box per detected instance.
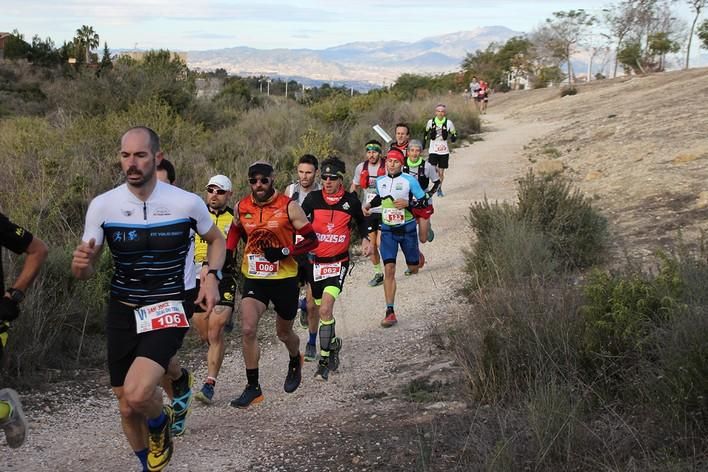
[301,157,371,381]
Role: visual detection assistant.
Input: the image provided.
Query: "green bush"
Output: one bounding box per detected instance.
[516,171,607,269]
[560,86,577,97]
[452,282,583,403]
[466,200,557,288]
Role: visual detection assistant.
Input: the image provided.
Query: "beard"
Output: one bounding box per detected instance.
[253,185,275,203]
[126,164,155,188]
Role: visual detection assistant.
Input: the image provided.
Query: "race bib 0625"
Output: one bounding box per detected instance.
[382,208,405,225]
[313,262,342,282]
[134,301,189,334]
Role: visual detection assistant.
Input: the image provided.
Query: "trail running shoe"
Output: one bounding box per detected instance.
[284,353,304,393]
[314,359,330,381]
[304,342,318,362]
[147,405,174,472]
[230,384,264,409]
[381,309,398,328]
[329,337,342,372]
[427,227,435,242]
[368,273,384,287]
[194,382,215,405]
[404,268,415,276]
[0,388,27,448]
[436,188,444,197]
[170,368,193,437]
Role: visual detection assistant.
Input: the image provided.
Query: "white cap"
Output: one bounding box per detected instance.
[206,175,232,191]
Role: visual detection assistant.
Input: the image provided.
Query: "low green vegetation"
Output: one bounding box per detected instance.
[455,172,706,468]
[0,42,480,377]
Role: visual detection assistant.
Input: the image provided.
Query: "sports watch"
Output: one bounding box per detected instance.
[207,269,223,281]
[7,288,25,303]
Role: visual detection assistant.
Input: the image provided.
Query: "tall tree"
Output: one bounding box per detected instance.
[685,0,707,68]
[698,19,708,48]
[536,10,596,87]
[99,42,113,72]
[75,25,99,64]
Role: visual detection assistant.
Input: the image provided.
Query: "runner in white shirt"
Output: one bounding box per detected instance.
[350,140,386,287]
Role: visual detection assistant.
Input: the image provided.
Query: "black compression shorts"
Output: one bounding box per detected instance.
[106,297,193,387]
[193,276,237,312]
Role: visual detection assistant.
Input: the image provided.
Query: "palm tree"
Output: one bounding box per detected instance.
[75,25,99,64]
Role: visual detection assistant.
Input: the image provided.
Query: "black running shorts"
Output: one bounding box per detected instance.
[241,277,299,321]
[427,153,450,169]
[193,275,237,313]
[365,214,381,233]
[106,297,193,387]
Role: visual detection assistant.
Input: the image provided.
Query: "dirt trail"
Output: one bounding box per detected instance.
[5,113,552,471]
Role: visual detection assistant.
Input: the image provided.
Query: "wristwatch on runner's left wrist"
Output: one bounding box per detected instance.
[7,288,25,303]
[207,269,223,281]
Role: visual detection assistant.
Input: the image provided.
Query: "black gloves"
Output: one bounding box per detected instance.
[263,247,289,263]
[0,298,20,322]
[451,134,457,143]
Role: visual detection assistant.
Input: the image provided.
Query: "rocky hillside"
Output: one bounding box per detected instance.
[491,68,708,264]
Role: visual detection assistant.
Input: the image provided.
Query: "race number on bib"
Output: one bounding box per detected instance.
[313,262,342,282]
[134,301,189,334]
[432,141,449,154]
[382,207,405,225]
[248,254,279,277]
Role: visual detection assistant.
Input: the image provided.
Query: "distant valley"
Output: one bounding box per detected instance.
[186,26,521,90]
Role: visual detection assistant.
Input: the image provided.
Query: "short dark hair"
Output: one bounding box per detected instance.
[365,139,382,148]
[124,126,161,155]
[157,158,176,184]
[394,123,410,134]
[298,154,319,170]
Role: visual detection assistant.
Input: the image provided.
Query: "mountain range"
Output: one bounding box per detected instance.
[187,26,521,89]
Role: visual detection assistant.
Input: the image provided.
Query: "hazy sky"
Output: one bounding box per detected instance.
[3,0,698,52]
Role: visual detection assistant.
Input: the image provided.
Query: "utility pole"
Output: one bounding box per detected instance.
[285,79,288,98]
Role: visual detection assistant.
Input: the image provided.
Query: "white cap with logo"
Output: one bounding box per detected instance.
[206,175,232,191]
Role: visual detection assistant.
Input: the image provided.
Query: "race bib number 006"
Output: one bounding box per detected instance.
[134,301,189,334]
[313,262,342,282]
[382,208,405,225]
[248,254,279,277]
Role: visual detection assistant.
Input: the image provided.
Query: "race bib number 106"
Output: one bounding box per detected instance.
[134,301,189,334]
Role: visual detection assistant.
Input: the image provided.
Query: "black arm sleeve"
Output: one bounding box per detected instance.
[368,195,382,208]
[428,180,441,195]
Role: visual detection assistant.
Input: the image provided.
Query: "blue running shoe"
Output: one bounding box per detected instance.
[170,368,193,437]
[195,382,214,405]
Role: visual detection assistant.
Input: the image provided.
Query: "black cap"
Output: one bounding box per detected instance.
[248,161,274,177]
[320,157,346,178]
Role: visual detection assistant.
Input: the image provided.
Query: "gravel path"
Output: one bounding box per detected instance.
[5,113,551,471]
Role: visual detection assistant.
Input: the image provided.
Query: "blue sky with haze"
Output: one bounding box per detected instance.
[4,0,696,51]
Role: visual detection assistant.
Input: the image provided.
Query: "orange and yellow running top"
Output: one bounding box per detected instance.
[235,192,298,280]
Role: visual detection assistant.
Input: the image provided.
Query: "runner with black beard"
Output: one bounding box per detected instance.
[226,161,318,408]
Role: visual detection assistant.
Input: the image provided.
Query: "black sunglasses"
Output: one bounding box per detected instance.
[206,187,227,195]
[322,175,340,181]
[248,177,271,185]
